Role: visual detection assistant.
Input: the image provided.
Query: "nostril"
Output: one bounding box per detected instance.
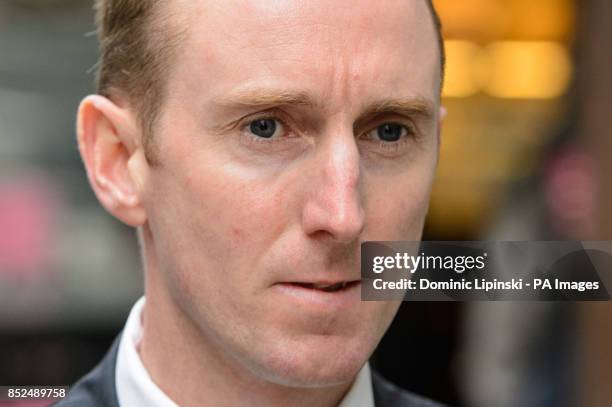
[328,208,365,243]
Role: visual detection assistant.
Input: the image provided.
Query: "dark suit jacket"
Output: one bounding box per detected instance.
[53,334,446,407]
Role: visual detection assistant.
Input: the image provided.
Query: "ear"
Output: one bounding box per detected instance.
[437,106,447,145]
[439,106,447,122]
[76,95,148,227]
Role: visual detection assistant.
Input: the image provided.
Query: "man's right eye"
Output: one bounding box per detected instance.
[248,118,281,138]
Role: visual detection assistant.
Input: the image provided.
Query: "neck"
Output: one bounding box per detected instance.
[137,228,355,407]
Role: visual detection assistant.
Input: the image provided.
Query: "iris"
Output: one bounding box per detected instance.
[249,119,277,138]
[377,123,403,142]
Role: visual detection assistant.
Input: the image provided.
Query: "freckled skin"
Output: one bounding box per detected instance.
[134,0,442,403]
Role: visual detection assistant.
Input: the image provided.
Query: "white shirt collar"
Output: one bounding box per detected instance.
[116,297,178,407]
[116,296,375,407]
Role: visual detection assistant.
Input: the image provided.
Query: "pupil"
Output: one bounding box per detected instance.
[377,123,402,142]
[250,119,276,138]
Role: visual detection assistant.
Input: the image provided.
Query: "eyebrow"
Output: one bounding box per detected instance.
[359,97,436,121]
[214,89,317,110]
[213,89,436,122]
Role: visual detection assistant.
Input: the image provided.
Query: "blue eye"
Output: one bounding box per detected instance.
[249,118,278,138]
[376,123,406,142]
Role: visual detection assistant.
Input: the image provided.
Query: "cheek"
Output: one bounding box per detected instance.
[147,153,292,290]
[218,182,287,250]
[144,163,287,335]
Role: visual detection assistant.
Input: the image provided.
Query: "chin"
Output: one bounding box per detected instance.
[246,333,373,388]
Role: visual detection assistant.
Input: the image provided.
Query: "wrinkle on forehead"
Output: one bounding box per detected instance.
[166,0,440,117]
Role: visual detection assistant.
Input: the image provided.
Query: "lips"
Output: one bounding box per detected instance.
[285,280,360,292]
[273,279,361,309]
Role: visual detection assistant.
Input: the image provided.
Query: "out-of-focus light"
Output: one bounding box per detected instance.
[442,40,573,99]
[434,0,575,42]
[484,41,572,99]
[507,0,575,41]
[434,0,507,40]
[442,40,483,98]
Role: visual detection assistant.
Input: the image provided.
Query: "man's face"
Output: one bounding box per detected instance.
[143,0,441,386]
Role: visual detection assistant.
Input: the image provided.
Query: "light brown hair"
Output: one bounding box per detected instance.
[94,0,185,159]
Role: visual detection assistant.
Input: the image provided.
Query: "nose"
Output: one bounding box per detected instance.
[301,132,365,243]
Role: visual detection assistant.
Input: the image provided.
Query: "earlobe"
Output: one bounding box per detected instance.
[439,106,447,121]
[77,95,148,227]
[435,106,446,159]
[437,106,447,142]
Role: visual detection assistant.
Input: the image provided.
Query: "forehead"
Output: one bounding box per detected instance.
[165,0,440,111]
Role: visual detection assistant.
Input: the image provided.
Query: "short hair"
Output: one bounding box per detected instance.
[426,0,446,81]
[93,0,445,159]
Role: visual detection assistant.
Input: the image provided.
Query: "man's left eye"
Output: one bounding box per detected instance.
[248,118,281,138]
[370,123,409,142]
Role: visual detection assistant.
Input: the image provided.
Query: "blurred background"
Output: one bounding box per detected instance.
[0,0,610,406]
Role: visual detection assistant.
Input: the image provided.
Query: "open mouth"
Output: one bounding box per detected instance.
[288,281,360,293]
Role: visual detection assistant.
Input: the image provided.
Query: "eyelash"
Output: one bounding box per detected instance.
[240,113,292,144]
[360,123,417,153]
